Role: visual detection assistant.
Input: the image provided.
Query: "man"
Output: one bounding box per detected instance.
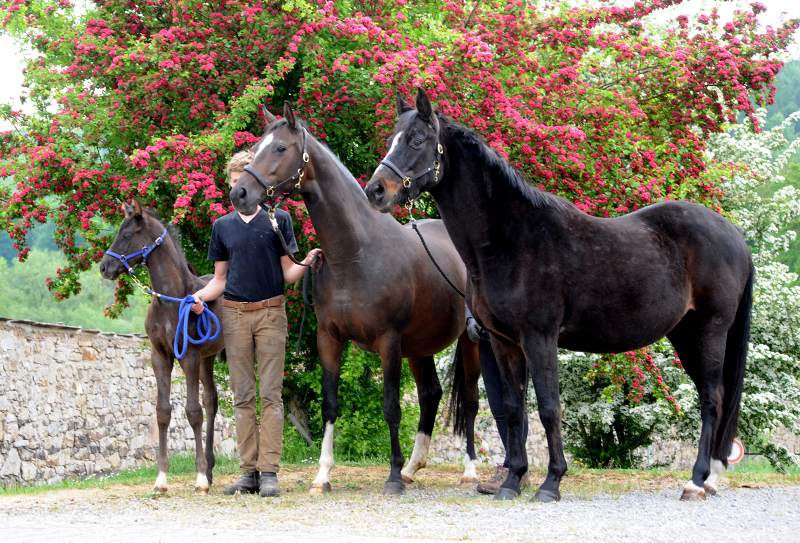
[191,150,321,497]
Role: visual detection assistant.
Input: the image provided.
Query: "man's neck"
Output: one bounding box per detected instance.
[237,205,260,224]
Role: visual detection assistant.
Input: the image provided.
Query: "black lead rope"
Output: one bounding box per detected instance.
[262,202,320,355]
[411,221,465,298]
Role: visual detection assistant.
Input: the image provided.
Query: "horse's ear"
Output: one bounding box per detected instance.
[123,202,133,217]
[262,104,278,125]
[131,197,143,217]
[396,91,413,117]
[283,101,297,129]
[415,87,434,122]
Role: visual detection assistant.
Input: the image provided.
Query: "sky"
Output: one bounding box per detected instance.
[0,0,798,131]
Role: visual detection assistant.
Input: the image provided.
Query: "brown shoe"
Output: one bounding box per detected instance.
[477,466,508,495]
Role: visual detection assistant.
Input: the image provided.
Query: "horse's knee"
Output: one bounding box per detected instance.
[186,405,204,427]
[156,403,173,426]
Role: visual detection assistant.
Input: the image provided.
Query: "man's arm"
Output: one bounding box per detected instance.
[191,260,229,314]
[280,249,322,285]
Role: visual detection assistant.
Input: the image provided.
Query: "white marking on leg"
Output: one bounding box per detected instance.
[401,432,431,480]
[684,480,705,493]
[704,458,726,490]
[462,455,478,481]
[154,471,168,491]
[253,133,274,158]
[312,422,335,485]
[195,472,209,490]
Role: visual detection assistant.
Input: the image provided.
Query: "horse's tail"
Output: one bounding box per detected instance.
[447,341,468,437]
[713,263,755,461]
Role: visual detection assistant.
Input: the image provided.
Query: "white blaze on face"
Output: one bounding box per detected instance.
[401,432,431,479]
[312,422,335,485]
[253,133,274,159]
[376,131,403,175]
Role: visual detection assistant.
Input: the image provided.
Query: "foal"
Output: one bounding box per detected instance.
[100,200,224,494]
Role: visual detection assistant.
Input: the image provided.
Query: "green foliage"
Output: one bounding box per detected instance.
[764,59,800,145]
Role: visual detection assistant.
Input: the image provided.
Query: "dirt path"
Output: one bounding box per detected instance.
[2,465,799,542]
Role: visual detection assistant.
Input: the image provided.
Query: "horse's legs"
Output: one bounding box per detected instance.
[181,353,210,494]
[517,333,566,503]
[668,316,727,501]
[489,334,535,501]
[378,334,407,495]
[400,355,442,483]
[458,334,482,485]
[199,354,219,488]
[151,345,174,494]
[310,331,345,495]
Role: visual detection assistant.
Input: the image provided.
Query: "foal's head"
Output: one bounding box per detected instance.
[365,88,444,213]
[229,101,308,215]
[99,199,165,280]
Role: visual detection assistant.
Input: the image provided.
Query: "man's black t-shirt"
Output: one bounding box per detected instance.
[207,208,298,302]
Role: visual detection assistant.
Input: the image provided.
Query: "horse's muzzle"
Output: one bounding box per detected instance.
[364,179,394,213]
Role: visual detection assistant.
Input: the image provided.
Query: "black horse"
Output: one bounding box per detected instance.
[100,200,224,494]
[228,101,482,495]
[365,88,754,502]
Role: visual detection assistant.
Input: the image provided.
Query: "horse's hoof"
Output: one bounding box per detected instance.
[532,489,561,503]
[309,483,331,495]
[153,486,168,495]
[680,487,706,501]
[401,474,414,483]
[703,484,717,497]
[195,486,209,495]
[458,477,479,486]
[382,481,406,496]
[493,487,520,501]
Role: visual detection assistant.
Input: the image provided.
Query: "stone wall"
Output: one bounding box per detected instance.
[0,319,234,486]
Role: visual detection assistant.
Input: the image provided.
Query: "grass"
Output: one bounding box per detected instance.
[1,453,797,500]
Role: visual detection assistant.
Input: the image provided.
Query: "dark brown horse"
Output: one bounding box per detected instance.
[365,89,754,502]
[229,101,481,495]
[99,200,224,494]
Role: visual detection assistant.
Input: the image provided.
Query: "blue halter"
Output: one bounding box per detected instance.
[105,228,220,359]
[105,228,167,276]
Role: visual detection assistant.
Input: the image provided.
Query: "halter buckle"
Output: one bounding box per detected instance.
[438,143,444,154]
[403,177,412,188]
[302,152,309,163]
[266,185,274,197]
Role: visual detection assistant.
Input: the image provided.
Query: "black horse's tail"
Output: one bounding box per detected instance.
[713,263,755,461]
[447,342,468,437]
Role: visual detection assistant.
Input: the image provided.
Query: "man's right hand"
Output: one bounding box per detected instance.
[466,317,490,343]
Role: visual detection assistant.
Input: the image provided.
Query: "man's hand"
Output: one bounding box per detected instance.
[191,294,205,315]
[305,248,323,269]
[466,317,490,342]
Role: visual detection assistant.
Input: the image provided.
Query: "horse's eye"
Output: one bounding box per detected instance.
[122,230,133,240]
[412,139,423,147]
[276,145,287,153]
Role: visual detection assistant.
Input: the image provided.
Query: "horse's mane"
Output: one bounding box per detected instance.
[438,113,573,212]
[145,209,197,275]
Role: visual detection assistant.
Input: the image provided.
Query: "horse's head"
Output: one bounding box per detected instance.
[99,198,165,280]
[229,101,309,215]
[365,88,444,213]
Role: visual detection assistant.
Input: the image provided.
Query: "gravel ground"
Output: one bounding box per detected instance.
[1,468,798,543]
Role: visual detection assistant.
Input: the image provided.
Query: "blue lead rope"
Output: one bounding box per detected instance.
[149,290,221,360]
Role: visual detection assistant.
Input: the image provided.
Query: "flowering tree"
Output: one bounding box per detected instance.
[1,0,797,450]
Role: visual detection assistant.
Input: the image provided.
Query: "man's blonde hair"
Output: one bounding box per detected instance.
[226,150,254,181]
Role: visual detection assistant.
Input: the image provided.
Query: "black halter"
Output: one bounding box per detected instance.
[379,127,443,208]
[243,126,309,210]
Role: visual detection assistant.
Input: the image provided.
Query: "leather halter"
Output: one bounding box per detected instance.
[105,228,167,277]
[379,123,443,208]
[243,126,309,211]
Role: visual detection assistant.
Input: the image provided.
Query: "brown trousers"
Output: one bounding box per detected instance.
[221,302,287,474]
